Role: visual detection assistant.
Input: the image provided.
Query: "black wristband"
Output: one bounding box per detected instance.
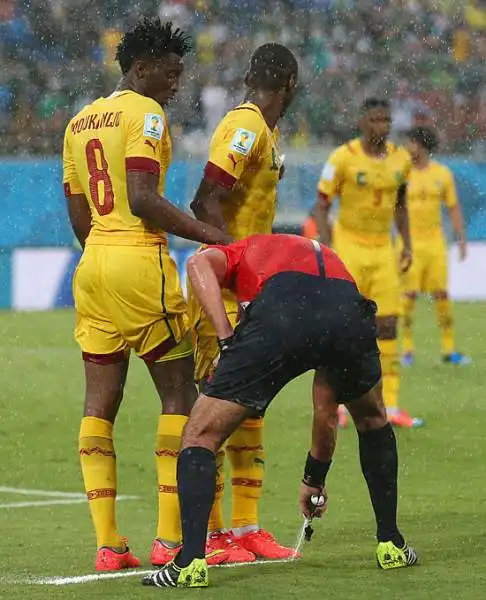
[302,452,332,489]
[217,335,234,352]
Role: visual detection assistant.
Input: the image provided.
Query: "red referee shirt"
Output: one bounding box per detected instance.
[211,234,355,304]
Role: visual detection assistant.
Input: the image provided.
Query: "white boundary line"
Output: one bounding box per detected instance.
[0,495,137,510]
[0,486,138,510]
[3,559,295,586]
[0,499,87,509]
[0,486,86,498]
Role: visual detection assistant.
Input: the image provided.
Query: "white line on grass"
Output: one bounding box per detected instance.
[0,486,86,498]
[0,495,137,510]
[4,559,295,586]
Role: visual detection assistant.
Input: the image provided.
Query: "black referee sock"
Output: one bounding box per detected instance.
[174,447,216,568]
[358,423,404,547]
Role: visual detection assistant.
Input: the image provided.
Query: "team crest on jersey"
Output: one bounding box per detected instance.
[144,113,164,140]
[357,172,367,185]
[229,128,256,155]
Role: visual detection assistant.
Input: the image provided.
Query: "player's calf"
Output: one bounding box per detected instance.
[347,383,416,561]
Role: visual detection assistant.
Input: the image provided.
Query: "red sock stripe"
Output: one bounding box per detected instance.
[226,445,264,452]
[231,478,263,488]
[159,484,178,494]
[87,488,116,501]
[80,447,116,458]
[155,449,179,458]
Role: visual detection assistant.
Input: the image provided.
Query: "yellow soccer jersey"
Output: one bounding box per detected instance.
[63,90,171,246]
[204,102,281,239]
[407,161,457,240]
[318,138,412,245]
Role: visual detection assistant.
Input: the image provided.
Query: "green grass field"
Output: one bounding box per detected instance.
[0,302,485,599]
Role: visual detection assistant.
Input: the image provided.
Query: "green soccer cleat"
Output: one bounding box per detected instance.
[376,541,418,570]
[142,558,208,588]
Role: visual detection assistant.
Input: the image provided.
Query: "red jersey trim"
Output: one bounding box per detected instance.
[141,336,177,363]
[205,162,236,189]
[82,350,127,365]
[125,157,160,176]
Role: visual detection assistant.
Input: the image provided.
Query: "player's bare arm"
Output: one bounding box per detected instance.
[448,203,467,261]
[310,369,338,464]
[65,192,92,249]
[299,368,337,518]
[186,249,234,340]
[127,171,232,245]
[395,184,413,273]
[314,194,332,246]
[190,177,229,231]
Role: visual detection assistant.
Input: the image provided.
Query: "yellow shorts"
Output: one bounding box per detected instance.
[74,244,192,363]
[402,237,448,293]
[333,234,400,317]
[187,285,239,382]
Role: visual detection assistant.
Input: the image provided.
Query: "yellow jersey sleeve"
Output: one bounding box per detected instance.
[317,145,347,200]
[62,126,84,195]
[442,166,458,208]
[125,102,166,176]
[205,107,266,188]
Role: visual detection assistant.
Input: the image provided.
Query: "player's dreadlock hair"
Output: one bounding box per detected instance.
[116,18,191,74]
[361,98,390,113]
[408,126,439,153]
[247,43,298,91]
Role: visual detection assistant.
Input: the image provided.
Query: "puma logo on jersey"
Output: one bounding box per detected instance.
[228,153,238,170]
[145,139,157,154]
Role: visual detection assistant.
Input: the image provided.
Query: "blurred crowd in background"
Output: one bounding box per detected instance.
[1,0,486,156]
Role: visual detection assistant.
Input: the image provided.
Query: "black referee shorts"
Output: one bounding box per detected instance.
[204,272,381,416]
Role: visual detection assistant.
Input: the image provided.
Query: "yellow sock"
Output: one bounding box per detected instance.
[227,418,264,529]
[402,296,416,354]
[208,449,226,532]
[434,297,455,355]
[79,416,122,549]
[155,414,188,544]
[378,338,400,411]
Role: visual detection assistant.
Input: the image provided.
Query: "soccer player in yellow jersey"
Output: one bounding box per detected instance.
[63,18,230,571]
[186,43,298,562]
[401,126,470,366]
[315,98,423,429]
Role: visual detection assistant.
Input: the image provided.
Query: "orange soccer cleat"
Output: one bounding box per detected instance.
[338,405,349,429]
[387,409,424,428]
[233,529,300,560]
[95,540,141,571]
[205,531,256,564]
[150,539,181,567]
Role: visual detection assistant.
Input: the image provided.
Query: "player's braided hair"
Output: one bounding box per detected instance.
[408,126,439,153]
[247,43,298,91]
[116,18,191,74]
